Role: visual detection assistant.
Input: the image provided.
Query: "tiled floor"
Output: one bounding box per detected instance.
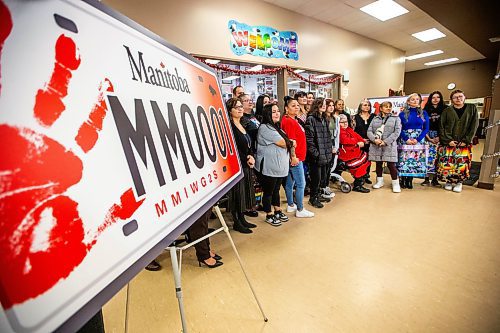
[103,143,500,333]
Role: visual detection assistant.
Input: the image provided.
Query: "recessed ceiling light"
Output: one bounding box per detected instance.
[205,59,220,64]
[405,50,443,60]
[424,58,459,66]
[222,75,240,81]
[315,73,334,79]
[294,69,305,73]
[412,28,446,42]
[360,0,409,22]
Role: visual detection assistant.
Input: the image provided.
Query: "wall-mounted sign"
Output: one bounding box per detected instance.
[228,20,298,60]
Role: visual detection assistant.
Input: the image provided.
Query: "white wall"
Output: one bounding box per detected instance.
[103,0,405,108]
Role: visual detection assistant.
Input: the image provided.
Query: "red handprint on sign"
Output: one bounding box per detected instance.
[0,27,145,308]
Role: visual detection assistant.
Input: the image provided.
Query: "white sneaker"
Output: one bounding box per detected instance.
[444,183,453,191]
[373,177,384,189]
[265,214,281,227]
[321,187,336,198]
[391,179,401,193]
[452,183,463,193]
[286,204,297,213]
[296,208,315,218]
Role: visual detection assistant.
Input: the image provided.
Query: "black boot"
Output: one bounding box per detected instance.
[232,213,252,233]
[364,175,372,184]
[400,176,407,189]
[238,212,256,228]
[406,177,413,189]
[353,178,370,193]
[308,196,324,208]
[431,176,441,187]
[421,177,430,186]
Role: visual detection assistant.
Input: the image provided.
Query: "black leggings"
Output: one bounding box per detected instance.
[259,173,284,213]
[309,163,327,198]
[375,161,398,180]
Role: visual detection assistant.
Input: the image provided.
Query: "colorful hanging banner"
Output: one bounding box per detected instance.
[228,20,299,60]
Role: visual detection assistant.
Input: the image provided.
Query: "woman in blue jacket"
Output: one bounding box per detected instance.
[397,93,429,189]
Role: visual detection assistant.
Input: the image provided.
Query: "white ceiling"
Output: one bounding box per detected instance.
[261,0,485,72]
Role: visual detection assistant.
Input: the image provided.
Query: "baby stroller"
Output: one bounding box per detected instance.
[329,116,352,193]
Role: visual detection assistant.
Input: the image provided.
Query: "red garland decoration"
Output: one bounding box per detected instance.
[195,57,342,85]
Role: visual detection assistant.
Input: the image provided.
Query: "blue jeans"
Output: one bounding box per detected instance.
[285,161,306,210]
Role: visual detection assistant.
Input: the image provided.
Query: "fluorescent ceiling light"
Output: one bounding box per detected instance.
[288,80,302,84]
[205,59,220,64]
[424,57,459,66]
[412,28,446,42]
[315,73,334,79]
[360,0,409,22]
[294,69,305,73]
[249,65,262,71]
[222,75,240,81]
[405,50,443,60]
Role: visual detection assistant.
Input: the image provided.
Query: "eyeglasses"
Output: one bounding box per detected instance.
[452,95,465,99]
[339,120,348,123]
[233,105,243,109]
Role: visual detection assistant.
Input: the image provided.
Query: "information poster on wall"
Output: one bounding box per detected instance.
[0,1,241,332]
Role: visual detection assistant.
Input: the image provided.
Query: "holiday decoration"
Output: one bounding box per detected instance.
[195,57,342,85]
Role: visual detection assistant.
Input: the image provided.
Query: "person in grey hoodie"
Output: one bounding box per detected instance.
[255,103,293,227]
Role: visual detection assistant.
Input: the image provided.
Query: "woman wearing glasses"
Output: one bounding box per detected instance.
[338,114,371,193]
[436,89,479,192]
[225,98,257,234]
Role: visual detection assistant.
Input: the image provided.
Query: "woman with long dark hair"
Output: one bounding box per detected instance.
[255,93,270,123]
[294,91,308,125]
[281,96,315,218]
[255,103,293,226]
[354,99,375,184]
[397,93,429,189]
[421,91,445,187]
[305,98,333,208]
[225,98,257,234]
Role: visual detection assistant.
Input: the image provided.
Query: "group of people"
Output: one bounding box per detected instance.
[226,86,479,227]
[146,86,479,271]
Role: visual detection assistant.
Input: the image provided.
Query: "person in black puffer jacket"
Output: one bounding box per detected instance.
[305,98,334,208]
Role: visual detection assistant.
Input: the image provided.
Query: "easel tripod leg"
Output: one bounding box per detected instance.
[170,247,189,332]
[213,205,268,322]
